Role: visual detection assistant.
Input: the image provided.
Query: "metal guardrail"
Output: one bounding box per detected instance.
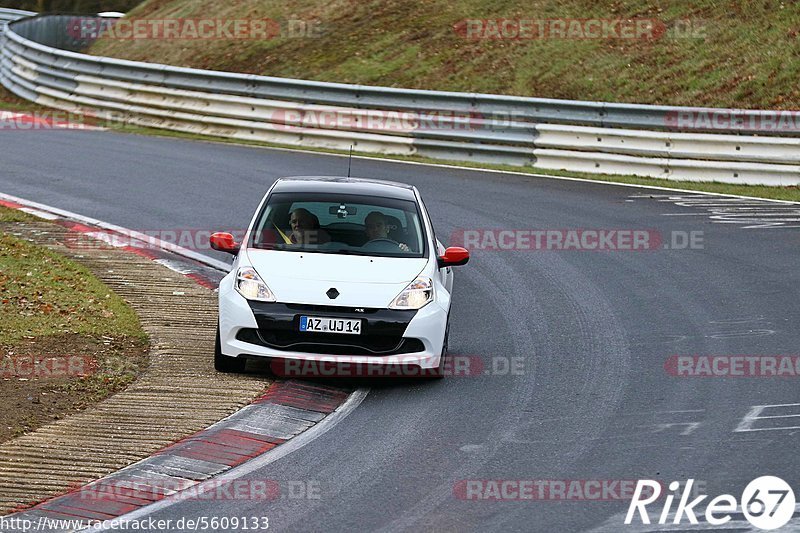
[1,12,799,185]
[0,8,34,20]
[0,8,34,36]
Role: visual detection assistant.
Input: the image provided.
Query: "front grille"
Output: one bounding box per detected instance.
[243,301,421,356]
[236,328,425,356]
[283,303,384,314]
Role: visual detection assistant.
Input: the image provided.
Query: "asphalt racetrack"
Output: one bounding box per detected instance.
[1,129,798,531]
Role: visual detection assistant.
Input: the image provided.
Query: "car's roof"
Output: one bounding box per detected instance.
[271,176,418,200]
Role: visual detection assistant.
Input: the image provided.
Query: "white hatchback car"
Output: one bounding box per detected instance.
[210,177,469,377]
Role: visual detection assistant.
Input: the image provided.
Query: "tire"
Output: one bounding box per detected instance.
[215,325,246,373]
[430,319,450,379]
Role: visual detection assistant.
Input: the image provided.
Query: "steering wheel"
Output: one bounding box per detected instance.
[365,238,398,245]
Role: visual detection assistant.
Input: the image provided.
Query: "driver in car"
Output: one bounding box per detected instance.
[364,211,410,252]
[289,208,330,245]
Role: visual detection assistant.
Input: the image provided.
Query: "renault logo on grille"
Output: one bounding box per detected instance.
[326,288,340,299]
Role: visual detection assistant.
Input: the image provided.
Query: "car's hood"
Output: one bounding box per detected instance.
[245,249,428,307]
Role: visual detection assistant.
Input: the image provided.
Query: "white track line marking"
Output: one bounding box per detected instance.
[0,192,232,272]
[18,206,60,220]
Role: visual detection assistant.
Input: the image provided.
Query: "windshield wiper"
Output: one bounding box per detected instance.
[249,246,405,258]
[320,249,375,257]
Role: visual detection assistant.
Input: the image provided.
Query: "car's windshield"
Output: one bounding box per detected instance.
[250,192,427,258]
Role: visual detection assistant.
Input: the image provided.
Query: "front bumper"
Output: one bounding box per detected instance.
[219,289,448,370]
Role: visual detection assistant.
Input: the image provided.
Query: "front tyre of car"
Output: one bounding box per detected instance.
[215,325,246,373]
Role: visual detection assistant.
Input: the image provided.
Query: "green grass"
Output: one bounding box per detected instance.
[0,206,36,223]
[0,207,149,440]
[87,0,800,110]
[0,216,146,346]
[0,85,40,112]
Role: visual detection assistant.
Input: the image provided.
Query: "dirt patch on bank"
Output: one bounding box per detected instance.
[0,333,148,443]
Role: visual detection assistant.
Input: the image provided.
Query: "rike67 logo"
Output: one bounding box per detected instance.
[625,477,796,530]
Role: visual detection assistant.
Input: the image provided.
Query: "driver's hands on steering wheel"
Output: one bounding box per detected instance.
[365,238,410,252]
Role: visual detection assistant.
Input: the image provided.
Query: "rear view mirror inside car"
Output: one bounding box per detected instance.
[330,204,357,218]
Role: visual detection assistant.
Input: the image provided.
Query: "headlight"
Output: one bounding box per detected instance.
[235,267,276,302]
[389,277,433,310]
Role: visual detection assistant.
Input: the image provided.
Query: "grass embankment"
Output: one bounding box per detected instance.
[89,0,800,110]
[0,85,38,112]
[0,207,148,442]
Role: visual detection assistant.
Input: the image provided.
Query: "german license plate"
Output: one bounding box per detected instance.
[299,316,362,335]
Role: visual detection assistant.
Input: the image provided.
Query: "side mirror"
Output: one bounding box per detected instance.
[437,246,470,268]
[210,232,240,255]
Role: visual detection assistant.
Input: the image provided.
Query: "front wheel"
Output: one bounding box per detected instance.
[215,325,246,373]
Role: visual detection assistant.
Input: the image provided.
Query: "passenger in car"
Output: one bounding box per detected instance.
[289,208,331,244]
[364,211,410,252]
